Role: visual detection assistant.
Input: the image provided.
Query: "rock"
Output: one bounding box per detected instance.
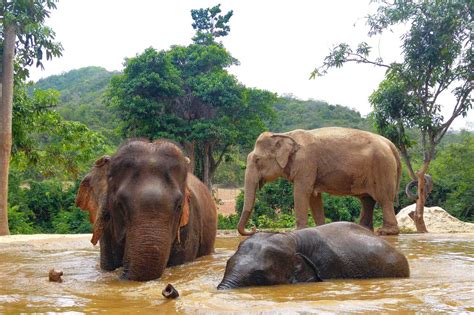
[396,204,474,233]
[49,269,63,283]
[162,283,179,299]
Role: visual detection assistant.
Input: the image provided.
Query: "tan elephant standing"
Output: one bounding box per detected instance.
[238,127,401,236]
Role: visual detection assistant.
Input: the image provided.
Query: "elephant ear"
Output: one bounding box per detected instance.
[75,155,111,224]
[76,174,98,223]
[294,252,322,283]
[272,135,299,169]
[179,187,191,228]
[176,186,191,244]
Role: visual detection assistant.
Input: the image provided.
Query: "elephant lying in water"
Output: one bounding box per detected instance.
[76,139,217,281]
[218,222,409,289]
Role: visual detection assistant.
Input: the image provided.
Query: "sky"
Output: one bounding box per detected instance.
[28,0,472,130]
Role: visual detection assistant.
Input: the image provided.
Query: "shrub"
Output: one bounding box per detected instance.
[217,213,240,230]
[7,178,92,234]
[8,205,38,234]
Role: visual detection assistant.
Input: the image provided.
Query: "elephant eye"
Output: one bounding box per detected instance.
[175,197,183,211]
[251,270,268,285]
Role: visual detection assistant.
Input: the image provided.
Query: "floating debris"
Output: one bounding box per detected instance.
[162,283,179,299]
[48,269,63,283]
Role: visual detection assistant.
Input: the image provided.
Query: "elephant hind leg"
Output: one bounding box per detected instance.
[376,199,400,236]
[358,195,375,232]
[310,193,325,226]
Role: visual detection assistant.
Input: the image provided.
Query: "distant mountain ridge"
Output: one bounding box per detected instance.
[32,66,371,141]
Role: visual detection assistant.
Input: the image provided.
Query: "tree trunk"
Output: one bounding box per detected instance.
[413,167,429,233]
[0,23,17,235]
[183,141,196,174]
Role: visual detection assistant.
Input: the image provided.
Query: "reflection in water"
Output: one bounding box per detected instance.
[0,233,473,313]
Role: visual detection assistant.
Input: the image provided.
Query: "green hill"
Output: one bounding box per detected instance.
[273,96,372,132]
[33,66,120,143]
[33,67,373,145]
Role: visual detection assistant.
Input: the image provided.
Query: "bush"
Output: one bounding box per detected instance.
[8,205,38,234]
[52,206,92,234]
[217,213,240,230]
[8,178,92,234]
[235,179,363,227]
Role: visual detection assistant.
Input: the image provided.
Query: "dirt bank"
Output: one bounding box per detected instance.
[396,204,474,233]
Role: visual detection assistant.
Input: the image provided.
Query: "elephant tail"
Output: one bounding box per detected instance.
[389,142,402,207]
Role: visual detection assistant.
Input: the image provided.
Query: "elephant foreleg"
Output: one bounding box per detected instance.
[359,195,376,232]
[310,193,325,226]
[293,183,312,229]
[99,229,124,271]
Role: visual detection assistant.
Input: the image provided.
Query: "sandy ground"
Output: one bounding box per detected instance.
[396,204,474,233]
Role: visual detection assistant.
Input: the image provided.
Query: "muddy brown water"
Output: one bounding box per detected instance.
[0,233,473,313]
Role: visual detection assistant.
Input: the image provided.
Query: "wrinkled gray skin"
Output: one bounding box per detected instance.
[218,222,409,289]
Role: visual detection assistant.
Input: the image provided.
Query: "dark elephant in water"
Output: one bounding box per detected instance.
[76,139,217,281]
[218,222,409,289]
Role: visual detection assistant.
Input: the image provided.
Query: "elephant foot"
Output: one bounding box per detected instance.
[376,225,400,236]
[359,223,374,232]
[119,272,129,281]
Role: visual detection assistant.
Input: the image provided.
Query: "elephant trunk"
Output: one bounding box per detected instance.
[237,165,259,236]
[405,180,418,200]
[123,221,172,281]
[217,278,239,290]
[405,174,433,201]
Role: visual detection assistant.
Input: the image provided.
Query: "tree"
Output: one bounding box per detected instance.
[108,5,275,188]
[191,4,233,45]
[12,83,107,181]
[0,0,63,235]
[313,0,472,232]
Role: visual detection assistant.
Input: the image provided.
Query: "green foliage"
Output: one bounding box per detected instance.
[7,205,37,234]
[12,81,107,180]
[369,70,417,149]
[429,132,474,221]
[315,1,472,230]
[52,207,92,234]
[213,150,246,187]
[235,179,363,227]
[191,4,233,45]
[7,179,92,234]
[217,213,239,230]
[1,0,63,78]
[32,67,120,144]
[108,6,276,186]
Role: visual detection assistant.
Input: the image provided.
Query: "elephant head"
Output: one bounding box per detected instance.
[76,140,191,281]
[237,132,300,236]
[217,232,321,289]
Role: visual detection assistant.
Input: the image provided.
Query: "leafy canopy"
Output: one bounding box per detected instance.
[108,5,275,185]
[0,0,63,77]
[315,0,472,175]
[12,81,106,180]
[191,4,233,45]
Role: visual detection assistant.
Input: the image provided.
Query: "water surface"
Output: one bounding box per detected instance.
[1,233,473,313]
